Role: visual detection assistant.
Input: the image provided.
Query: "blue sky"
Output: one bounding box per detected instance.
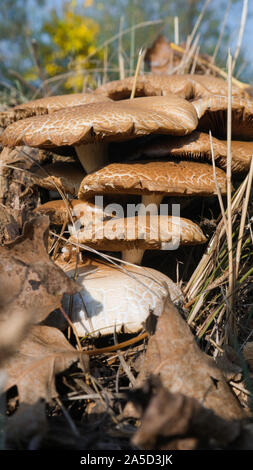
[26,0,253,83]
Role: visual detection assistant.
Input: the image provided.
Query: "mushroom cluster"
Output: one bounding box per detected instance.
[1,73,252,337]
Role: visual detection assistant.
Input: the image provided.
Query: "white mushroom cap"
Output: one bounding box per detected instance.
[60,259,183,336]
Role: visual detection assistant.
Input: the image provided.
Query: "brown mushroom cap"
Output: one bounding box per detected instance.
[0,92,111,128]
[33,199,112,226]
[119,131,253,173]
[94,74,247,101]
[69,214,206,252]
[30,162,85,196]
[1,95,198,149]
[78,160,227,200]
[193,95,253,140]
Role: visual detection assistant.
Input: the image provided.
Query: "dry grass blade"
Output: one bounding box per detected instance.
[235,155,253,279]
[232,0,248,74]
[118,16,125,80]
[212,0,231,64]
[130,48,145,99]
[226,50,235,341]
[174,16,179,45]
[169,42,248,89]
[187,0,211,48]
[209,130,228,238]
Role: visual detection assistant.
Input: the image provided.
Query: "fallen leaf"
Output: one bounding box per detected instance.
[130,379,242,450]
[125,299,246,421]
[0,216,80,364]
[3,324,86,404]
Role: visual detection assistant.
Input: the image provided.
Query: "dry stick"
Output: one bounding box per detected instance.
[209,130,229,238]
[235,156,253,279]
[84,332,148,356]
[211,0,231,64]
[130,48,145,99]
[226,50,235,342]
[232,0,248,74]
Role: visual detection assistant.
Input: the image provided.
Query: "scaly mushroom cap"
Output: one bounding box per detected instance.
[60,258,183,336]
[94,74,247,101]
[69,214,206,251]
[30,162,85,196]
[0,93,111,128]
[78,160,227,199]
[33,199,112,226]
[193,95,253,140]
[1,95,198,149]
[120,131,253,173]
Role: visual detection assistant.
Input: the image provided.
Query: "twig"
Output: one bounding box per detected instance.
[84,332,148,356]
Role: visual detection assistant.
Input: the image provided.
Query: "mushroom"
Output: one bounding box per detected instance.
[0,92,112,128]
[94,73,248,101]
[116,131,253,173]
[193,95,253,140]
[29,161,85,196]
[78,160,227,212]
[1,95,198,174]
[59,258,184,336]
[33,198,113,227]
[68,214,206,265]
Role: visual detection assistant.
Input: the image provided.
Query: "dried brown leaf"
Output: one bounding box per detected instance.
[0,216,81,364]
[126,299,246,421]
[130,379,242,450]
[3,324,86,404]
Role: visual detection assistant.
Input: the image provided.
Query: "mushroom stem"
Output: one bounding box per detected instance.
[75,143,108,174]
[121,248,145,265]
[140,194,164,215]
